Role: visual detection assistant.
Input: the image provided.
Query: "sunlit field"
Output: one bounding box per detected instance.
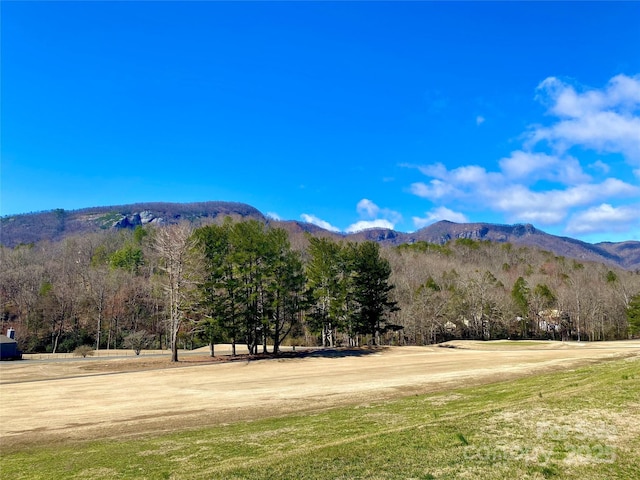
[1,342,638,479]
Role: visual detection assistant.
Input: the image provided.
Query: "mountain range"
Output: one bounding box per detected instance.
[2,201,639,270]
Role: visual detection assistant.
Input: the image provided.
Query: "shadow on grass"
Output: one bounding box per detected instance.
[179,347,386,365]
[302,347,386,359]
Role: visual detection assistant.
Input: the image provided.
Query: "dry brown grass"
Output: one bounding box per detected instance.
[1,340,638,452]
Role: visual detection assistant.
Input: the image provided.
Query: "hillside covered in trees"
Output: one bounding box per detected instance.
[2,202,640,270]
[1,217,639,356]
[0,202,266,248]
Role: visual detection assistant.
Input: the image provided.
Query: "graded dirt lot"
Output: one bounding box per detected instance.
[1,340,638,451]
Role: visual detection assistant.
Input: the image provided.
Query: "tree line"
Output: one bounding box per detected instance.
[0,220,398,360]
[1,219,639,359]
[387,239,640,344]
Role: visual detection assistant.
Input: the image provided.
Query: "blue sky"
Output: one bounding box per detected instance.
[2,1,639,243]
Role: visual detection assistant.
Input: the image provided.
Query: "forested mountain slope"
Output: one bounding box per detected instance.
[2,202,639,270]
[2,214,639,354]
[405,222,640,271]
[1,202,265,247]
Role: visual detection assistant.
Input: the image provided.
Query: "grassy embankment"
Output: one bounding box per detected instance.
[2,356,638,480]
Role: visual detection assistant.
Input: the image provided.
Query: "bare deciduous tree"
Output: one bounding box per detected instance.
[123,330,154,355]
[153,223,201,362]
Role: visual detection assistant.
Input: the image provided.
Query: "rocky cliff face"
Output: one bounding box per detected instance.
[1,201,265,247]
[79,210,165,230]
[378,221,639,270]
[2,203,638,270]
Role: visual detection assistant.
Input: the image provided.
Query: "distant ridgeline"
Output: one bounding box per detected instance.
[1,201,639,270]
[0,202,265,247]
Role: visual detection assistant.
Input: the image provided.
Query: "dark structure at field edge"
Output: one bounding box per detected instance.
[0,329,23,360]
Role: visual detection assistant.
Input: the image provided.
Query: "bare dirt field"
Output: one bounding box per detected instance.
[1,340,638,451]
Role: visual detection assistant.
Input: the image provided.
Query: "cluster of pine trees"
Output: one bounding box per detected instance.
[187,221,397,360]
[1,219,639,357]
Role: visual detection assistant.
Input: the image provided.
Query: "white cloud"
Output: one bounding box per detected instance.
[556,157,592,185]
[451,165,493,185]
[300,200,401,235]
[498,151,590,184]
[383,208,402,225]
[355,198,402,224]
[488,179,638,225]
[300,214,340,232]
[499,151,556,179]
[537,74,640,118]
[476,115,485,126]
[345,219,395,233]
[531,74,640,163]
[505,169,625,212]
[405,74,640,237]
[588,160,610,174]
[413,207,469,229]
[356,198,379,218]
[410,164,499,201]
[409,180,458,200]
[266,212,281,220]
[408,159,638,227]
[566,203,640,235]
[417,163,449,178]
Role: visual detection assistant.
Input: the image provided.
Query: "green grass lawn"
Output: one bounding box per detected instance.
[2,357,638,480]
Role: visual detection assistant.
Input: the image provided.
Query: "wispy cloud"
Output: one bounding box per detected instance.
[499,151,590,185]
[266,212,281,220]
[566,203,640,235]
[300,214,340,232]
[346,219,395,233]
[588,160,610,174]
[413,207,469,229]
[476,115,485,126]
[356,198,380,218]
[406,74,640,238]
[347,199,401,233]
[301,199,401,234]
[410,162,637,226]
[409,179,460,200]
[530,74,640,163]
